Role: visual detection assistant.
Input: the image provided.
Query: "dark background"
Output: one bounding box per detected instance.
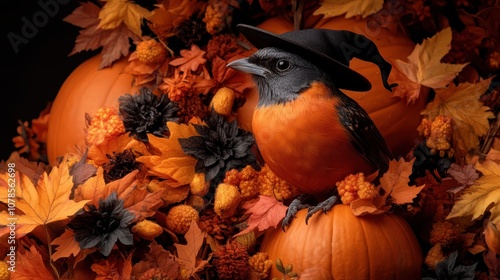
[0,0,98,161]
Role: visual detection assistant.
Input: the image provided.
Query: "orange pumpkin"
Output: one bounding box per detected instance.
[46,55,136,165]
[259,205,423,279]
[236,16,428,156]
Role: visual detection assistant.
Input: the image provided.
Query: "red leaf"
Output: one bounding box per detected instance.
[236,195,287,236]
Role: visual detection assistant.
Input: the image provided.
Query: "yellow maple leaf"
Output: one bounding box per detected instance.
[447,159,500,224]
[313,0,384,19]
[0,161,89,238]
[421,78,494,156]
[136,121,200,186]
[393,27,468,104]
[98,0,152,36]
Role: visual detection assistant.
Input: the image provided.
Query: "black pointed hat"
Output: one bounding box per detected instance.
[236,24,395,92]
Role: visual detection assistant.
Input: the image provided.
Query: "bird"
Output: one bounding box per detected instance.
[227,24,395,228]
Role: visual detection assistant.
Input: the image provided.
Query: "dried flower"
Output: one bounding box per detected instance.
[0,261,10,280]
[224,165,260,200]
[429,220,461,246]
[67,192,134,257]
[336,173,378,204]
[198,208,237,241]
[118,88,178,142]
[160,68,192,102]
[132,219,163,240]
[206,34,242,60]
[174,18,209,48]
[203,1,229,35]
[165,204,199,234]
[139,268,172,280]
[257,164,298,201]
[86,107,125,146]
[214,183,241,218]
[248,252,273,280]
[103,150,141,183]
[136,39,167,65]
[212,241,250,280]
[179,110,259,188]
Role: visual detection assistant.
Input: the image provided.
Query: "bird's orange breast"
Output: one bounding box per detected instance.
[252,82,373,195]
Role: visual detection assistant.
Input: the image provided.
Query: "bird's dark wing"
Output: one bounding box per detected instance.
[336,95,394,173]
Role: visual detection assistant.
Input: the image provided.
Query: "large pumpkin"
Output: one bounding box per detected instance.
[236,16,428,156]
[47,55,136,165]
[259,205,423,279]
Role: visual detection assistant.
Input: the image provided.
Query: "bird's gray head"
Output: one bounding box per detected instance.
[227,47,333,107]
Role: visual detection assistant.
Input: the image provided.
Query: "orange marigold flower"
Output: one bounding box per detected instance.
[160,69,192,102]
[203,2,228,35]
[426,115,453,154]
[86,107,125,146]
[212,241,250,280]
[336,173,378,204]
[136,39,167,65]
[258,164,298,201]
[248,252,273,280]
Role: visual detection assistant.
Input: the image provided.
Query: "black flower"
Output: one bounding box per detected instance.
[410,141,453,184]
[67,192,134,256]
[118,88,178,142]
[179,110,259,188]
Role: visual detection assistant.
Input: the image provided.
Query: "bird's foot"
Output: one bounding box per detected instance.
[305,195,338,225]
[282,194,309,230]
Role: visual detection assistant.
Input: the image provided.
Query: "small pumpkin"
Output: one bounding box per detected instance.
[259,205,423,280]
[236,16,429,156]
[46,54,136,165]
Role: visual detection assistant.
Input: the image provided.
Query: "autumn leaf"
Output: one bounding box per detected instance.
[236,195,288,236]
[421,78,494,156]
[51,229,81,261]
[393,27,468,104]
[447,159,500,224]
[98,0,152,36]
[211,55,255,94]
[313,0,384,19]
[11,246,54,279]
[136,121,200,185]
[88,133,149,166]
[169,45,207,72]
[447,163,479,194]
[132,241,179,279]
[64,2,140,68]
[380,158,425,204]
[91,253,133,280]
[174,220,208,278]
[0,162,89,238]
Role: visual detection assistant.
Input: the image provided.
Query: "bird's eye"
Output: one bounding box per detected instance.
[275,59,290,72]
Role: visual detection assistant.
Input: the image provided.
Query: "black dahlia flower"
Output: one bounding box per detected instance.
[67,192,134,256]
[179,110,259,188]
[118,88,178,142]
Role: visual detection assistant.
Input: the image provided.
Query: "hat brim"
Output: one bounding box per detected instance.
[237,24,372,91]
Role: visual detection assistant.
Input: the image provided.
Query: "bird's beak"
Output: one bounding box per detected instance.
[227,58,267,77]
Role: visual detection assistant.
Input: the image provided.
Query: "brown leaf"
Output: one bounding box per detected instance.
[64,2,139,68]
[69,149,97,188]
[446,163,478,194]
[237,195,288,236]
[484,249,500,279]
[132,241,179,279]
[98,0,152,36]
[51,229,81,261]
[11,246,54,279]
[174,220,208,277]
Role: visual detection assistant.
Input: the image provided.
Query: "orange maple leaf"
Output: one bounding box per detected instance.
[380,158,425,204]
[174,220,208,278]
[237,195,288,236]
[10,246,54,279]
[136,120,201,186]
[0,161,89,238]
[51,229,81,261]
[98,0,152,36]
[211,55,255,94]
[169,45,207,72]
[88,133,149,166]
[91,253,133,280]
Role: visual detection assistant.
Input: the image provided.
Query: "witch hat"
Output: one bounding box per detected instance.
[236,24,396,92]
